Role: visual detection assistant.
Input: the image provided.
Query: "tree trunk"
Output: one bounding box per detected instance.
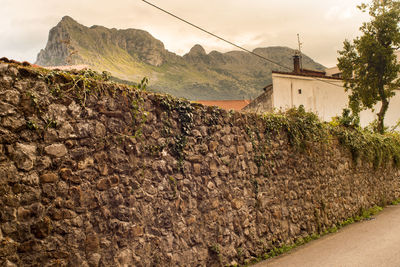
[377,97,389,134]
[376,72,389,134]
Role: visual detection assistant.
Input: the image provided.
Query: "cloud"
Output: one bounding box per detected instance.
[1,0,369,66]
[325,6,357,21]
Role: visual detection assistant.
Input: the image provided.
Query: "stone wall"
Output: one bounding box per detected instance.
[1,61,399,267]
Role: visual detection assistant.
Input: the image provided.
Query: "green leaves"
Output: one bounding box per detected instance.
[136,77,149,91]
[263,106,327,150]
[258,106,400,169]
[338,0,400,133]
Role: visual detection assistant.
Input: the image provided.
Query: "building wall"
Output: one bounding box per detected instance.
[242,87,273,113]
[272,73,347,121]
[272,73,400,127]
[325,66,340,77]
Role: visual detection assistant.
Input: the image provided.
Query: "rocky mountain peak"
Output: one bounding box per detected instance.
[187,44,206,56]
[59,15,78,26]
[35,17,326,100]
[36,16,169,67]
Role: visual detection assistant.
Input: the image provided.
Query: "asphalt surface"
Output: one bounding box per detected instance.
[254,205,400,267]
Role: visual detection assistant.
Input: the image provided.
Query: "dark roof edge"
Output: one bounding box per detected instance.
[272,71,343,80]
[263,84,273,91]
[301,68,326,74]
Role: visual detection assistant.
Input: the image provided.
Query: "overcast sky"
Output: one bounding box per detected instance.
[1,0,370,67]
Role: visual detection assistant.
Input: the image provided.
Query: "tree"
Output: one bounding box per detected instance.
[338,0,400,133]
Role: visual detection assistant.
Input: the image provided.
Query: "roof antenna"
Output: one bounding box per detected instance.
[297,33,303,71]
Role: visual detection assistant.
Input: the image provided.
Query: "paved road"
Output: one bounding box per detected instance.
[255,205,400,267]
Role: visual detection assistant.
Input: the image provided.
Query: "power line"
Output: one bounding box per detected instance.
[141,0,344,88]
[141,0,292,70]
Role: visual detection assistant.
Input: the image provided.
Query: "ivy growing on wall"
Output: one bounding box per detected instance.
[157,94,195,171]
[14,62,400,169]
[256,106,400,169]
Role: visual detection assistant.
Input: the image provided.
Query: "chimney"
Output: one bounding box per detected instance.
[293,55,300,74]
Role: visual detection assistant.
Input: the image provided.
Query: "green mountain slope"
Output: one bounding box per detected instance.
[36,16,326,100]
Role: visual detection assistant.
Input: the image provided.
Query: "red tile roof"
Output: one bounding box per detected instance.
[43,65,89,71]
[194,100,251,111]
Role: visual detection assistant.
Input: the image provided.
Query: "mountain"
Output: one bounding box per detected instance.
[36,16,326,100]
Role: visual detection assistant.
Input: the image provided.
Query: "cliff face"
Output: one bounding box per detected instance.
[1,60,400,266]
[36,16,170,67]
[36,16,326,100]
[36,17,75,66]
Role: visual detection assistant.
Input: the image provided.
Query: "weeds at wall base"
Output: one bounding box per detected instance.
[391,198,400,205]
[235,205,387,267]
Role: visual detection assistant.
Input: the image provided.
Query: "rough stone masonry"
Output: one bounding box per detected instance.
[0,60,399,266]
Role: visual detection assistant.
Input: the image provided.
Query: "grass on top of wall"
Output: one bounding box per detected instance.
[249,105,400,170]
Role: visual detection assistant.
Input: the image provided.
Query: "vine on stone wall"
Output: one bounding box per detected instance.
[14,62,400,170]
[41,69,111,106]
[333,127,400,168]
[157,95,195,171]
[245,105,400,170]
[262,106,328,150]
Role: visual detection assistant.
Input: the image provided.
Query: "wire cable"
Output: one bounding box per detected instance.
[142,0,291,71]
[141,0,344,88]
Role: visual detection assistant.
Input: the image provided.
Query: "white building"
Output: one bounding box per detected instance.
[244,51,400,127]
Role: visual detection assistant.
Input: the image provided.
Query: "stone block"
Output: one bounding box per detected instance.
[0,90,20,106]
[40,172,58,183]
[43,128,58,142]
[17,207,32,221]
[193,163,201,175]
[59,168,72,180]
[45,143,67,157]
[78,157,94,170]
[191,129,202,137]
[0,63,7,72]
[58,122,76,139]
[130,225,144,237]
[31,216,52,239]
[68,101,81,117]
[209,141,218,152]
[231,198,244,210]
[222,125,231,135]
[85,232,99,253]
[47,104,67,122]
[237,145,245,155]
[248,162,258,175]
[0,101,16,116]
[21,172,39,185]
[96,178,110,191]
[13,143,36,171]
[221,135,232,147]
[245,142,253,152]
[207,181,216,190]
[209,160,218,172]
[88,253,101,267]
[94,121,106,138]
[8,67,18,77]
